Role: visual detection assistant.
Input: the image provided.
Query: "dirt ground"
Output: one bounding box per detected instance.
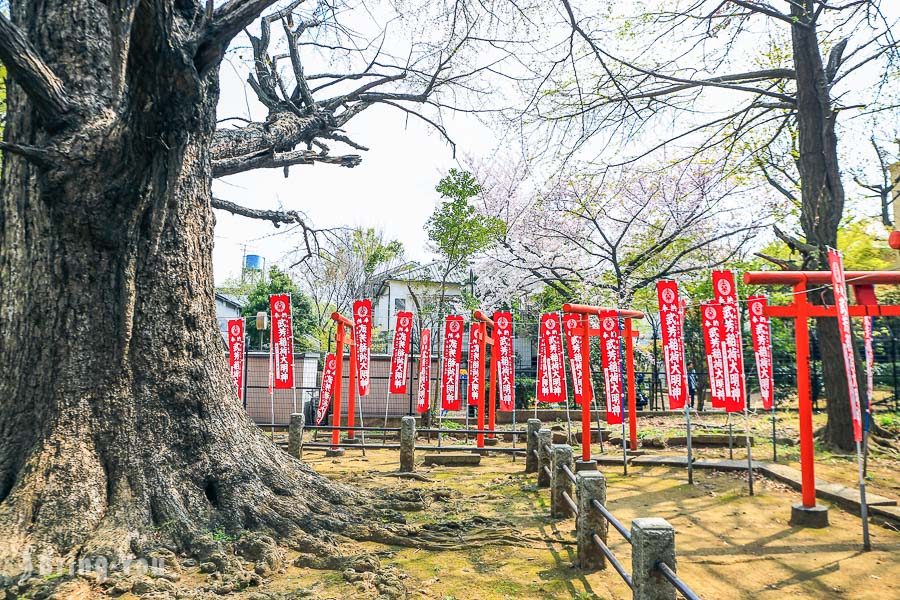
[274,443,900,600]
[32,412,899,600]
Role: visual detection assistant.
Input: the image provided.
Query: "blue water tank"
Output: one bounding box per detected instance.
[244,254,263,270]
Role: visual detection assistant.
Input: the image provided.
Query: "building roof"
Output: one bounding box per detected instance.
[370,261,470,288]
[215,292,246,310]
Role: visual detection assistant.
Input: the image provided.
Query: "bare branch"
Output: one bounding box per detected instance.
[0,13,72,126]
[196,0,283,74]
[213,148,361,178]
[211,196,307,227]
[727,0,804,27]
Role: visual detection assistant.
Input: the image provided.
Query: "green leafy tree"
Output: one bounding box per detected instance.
[427,168,506,318]
[243,267,316,352]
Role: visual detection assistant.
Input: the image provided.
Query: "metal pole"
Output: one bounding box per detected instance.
[269,324,275,438]
[625,319,638,451]
[728,413,733,460]
[772,403,777,463]
[744,407,754,496]
[856,440,871,551]
[685,402,693,485]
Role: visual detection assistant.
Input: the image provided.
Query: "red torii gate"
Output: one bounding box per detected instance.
[472,310,499,448]
[743,271,900,524]
[562,304,645,463]
[329,311,357,450]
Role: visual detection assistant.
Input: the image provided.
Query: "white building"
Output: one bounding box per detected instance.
[369,262,469,345]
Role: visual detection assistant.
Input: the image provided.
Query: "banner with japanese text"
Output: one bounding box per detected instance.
[352,299,372,396]
[468,323,484,406]
[537,313,567,403]
[700,302,726,408]
[599,311,623,425]
[441,316,464,410]
[657,280,688,410]
[493,311,515,411]
[748,295,774,410]
[563,313,591,405]
[416,328,432,413]
[864,316,874,431]
[270,294,294,389]
[712,270,746,412]
[227,318,244,401]
[827,249,863,442]
[389,311,414,394]
[315,353,337,424]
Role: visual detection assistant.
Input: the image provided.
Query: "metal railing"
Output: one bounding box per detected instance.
[657,561,701,600]
[528,426,700,599]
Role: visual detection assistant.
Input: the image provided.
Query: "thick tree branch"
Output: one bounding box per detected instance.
[212,147,361,178]
[0,14,72,126]
[211,196,308,227]
[196,0,284,74]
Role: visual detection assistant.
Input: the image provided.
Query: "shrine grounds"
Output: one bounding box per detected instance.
[35,409,899,600]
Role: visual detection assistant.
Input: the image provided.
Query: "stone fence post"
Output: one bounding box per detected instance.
[550,444,575,519]
[400,416,416,473]
[576,471,607,571]
[536,429,552,488]
[288,413,304,460]
[631,517,676,600]
[525,418,541,474]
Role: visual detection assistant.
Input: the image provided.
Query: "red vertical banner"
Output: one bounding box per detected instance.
[315,353,338,424]
[657,280,687,410]
[389,311,414,394]
[599,311,623,425]
[537,313,567,403]
[468,323,484,406]
[712,270,746,412]
[416,328,432,413]
[493,311,515,411]
[227,318,245,400]
[700,302,727,409]
[827,249,863,442]
[863,316,874,428]
[563,313,591,404]
[353,299,372,396]
[441,316,464,410]
[270,294,294,389]
[748,296,774,410]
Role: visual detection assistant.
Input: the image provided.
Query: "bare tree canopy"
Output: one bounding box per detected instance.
[470,158,767,306]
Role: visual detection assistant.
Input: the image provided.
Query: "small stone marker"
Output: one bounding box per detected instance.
[288,413,304,460]
[422,453,481,466]
[536,428,552,488]
[400,416,416,473]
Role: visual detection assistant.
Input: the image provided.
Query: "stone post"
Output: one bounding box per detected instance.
[631,517,676,600]
[550,444,575,519]
[576,471,607,571]
[288,413,304,460]
[525,418,541,474]
[400,416,416,473]
[536,428,552,488]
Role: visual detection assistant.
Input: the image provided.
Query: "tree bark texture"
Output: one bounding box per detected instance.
[0,0,367,574]
[791,1,861,451]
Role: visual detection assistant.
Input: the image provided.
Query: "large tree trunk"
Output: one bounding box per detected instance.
[0,1,365,574]
[791,1,861,451]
